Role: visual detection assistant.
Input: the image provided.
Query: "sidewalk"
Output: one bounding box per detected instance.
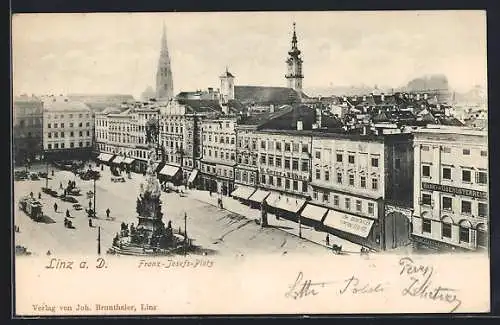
[188,189,363,255]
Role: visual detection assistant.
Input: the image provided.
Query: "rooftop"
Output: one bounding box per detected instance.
[43,96,90,112]
[234,85,301,105]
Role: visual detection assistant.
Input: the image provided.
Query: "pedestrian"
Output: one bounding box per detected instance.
[38,192,41,199]
[89,200,92,210]
[66,209,70,219]
[53,202,58,212]
[326,234,330,246]
[106,208,110,219]
[63,189,67,196]
[88,218,93,227]
[30,191,33,198]
[46,250,51,256]
[59,182,63,189]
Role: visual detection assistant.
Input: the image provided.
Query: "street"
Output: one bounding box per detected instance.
[14,163,327,257]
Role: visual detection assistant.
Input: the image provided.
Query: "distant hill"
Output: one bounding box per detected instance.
[305,84,393,97]
[404,74,449,92]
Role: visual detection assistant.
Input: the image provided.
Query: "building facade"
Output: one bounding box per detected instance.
[411,126,488,251]
[199,117,237,194]
[42,96,93,160]
[309,132,413,250]
[13,95,44,165]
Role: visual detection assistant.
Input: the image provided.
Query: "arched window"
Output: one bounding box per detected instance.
[476,223,488,249]
[441,216,453,239]
[459,220,472,243]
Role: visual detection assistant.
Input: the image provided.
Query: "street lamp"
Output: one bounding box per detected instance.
[184,212,188,256]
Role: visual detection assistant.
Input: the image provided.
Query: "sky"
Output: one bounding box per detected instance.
[12,11,487,99]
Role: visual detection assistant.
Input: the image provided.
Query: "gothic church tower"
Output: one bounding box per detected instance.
[285,22,303,94]
[156,23,174,101]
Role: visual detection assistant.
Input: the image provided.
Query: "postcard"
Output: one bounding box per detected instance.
[12,10,489,316]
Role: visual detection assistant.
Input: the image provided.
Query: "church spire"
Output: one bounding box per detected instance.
[156,23,174,101]
[285,22,303,95]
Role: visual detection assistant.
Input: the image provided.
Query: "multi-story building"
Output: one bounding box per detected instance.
[42,96,93,160]
[199,117,237,194]
[308,131,414,251]
[13,95,44,165]
[411,126,488,251]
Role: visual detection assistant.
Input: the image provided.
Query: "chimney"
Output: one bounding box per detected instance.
[297,120,303,131]
[270,104,275,113]
[381,93,385,101]
[424,93,428,100]
[416,93,421,101]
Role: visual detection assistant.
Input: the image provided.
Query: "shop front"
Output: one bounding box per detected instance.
[231,185,256,203]
[248,189,270,209]
[97,153,114,165]
[158,164,182,185]
[187,169,200,188]
[300,203,328,228]
[322,209,380,250]
[267,193,307,221]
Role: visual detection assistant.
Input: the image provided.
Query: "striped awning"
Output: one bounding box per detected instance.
[112,156,124,164]
[122,157,135,164]
[274,195,306,213]
[248,190,270,204]
[159,165,180,177]
[301,204,328,222]
[188,169,199,183]
[98,153,113,162]
[231,185,256,200]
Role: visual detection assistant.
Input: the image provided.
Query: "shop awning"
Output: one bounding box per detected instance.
[187,169,199,183]
[265,192,281,207]
[112,156,124,164]
[324,210,374,238]
[98,153,114,162]
[231,185,256,200]
[122,157,135,164]
[159,165,180,177]
[301,204,328,222]
[248,189,270,204]
[274,195,306,213]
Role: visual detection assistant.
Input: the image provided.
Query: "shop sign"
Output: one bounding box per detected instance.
[422,182,487,200]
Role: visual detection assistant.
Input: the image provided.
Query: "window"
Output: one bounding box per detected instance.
[79,131,83,137]
[61,132,65,137]
[268,176,274,186]
[54,123,58,128]
[302,181,307,192]
[371,157,378,167]
[325,170,330,181]
[284,159,290,169]
[261,175,266,184]
[260,154,266,164]
[70,142,74,148]
[477,171,488,185]
[461,200,472,214]
[54,143,59,149]
[442,147,451,153]
[276,157,282,167]
[422,219,431,233]
[261,140,266,149]
[285,179,290,189]
[315,169,321,180]
[48,144,52,149]
[285,143,291,151]
[333,195,339,206]
[214,151,218,158]
[54,132,58,138]
[462,170,471,183]
[348,155,355,164]
[478,202,488,217]
[459,225,469,243]
[277,177,282,188]
[293,143,299,152]
[421,146,430,151]
[293,180,298,191]
[442,222,452,238]
[360,176,366,188]
[301,160,308,171]
[349,174,354,186]
[48,123,51,128]
[313,190,318,200]
[61,123,65,128]
[395,158,401,170]
[292,159,298,170]
[231,153,235,161]
[336,154,343,162]
[323,192,329,203]
[443,167,451,180]
[422,165,430,177]
[61,143,65,149]
[480,150,488,157]
[368,202,374,216]
[276,142,281,151]
[337,173,342,184]
[345,198,351,210]
[422,193,432,205]
[442,197,452,210]
[315,150,321,159]
[356,200,362,212]
[268,156,274,166]
[79,123,82,127]
[302,144,308,153]
[48,132,52,138]
[463,149,470,155]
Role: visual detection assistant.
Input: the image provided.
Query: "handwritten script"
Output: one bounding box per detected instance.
[399,257,462,312]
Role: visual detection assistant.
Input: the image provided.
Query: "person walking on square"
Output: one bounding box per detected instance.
[66,209,70,219]
[53,202,58,212]
[59,182,63,189]
[106,208,110,219]
[326,234,330,246]
[38,192,41,199]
